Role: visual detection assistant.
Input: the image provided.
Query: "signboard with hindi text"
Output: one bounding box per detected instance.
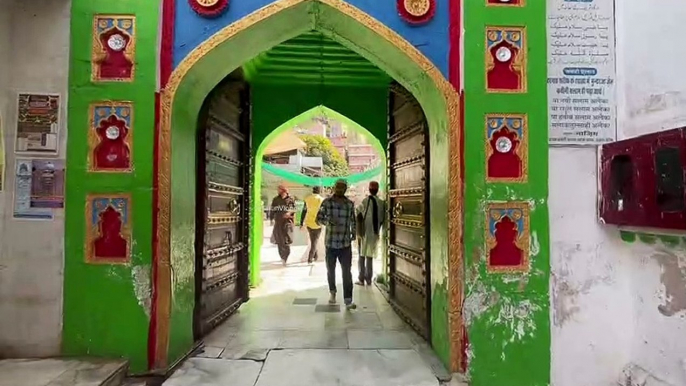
[547,0,617,145]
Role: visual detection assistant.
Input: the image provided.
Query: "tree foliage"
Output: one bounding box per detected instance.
[298,134,350,176]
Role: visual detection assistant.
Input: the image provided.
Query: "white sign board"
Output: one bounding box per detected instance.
[547,0,617,145]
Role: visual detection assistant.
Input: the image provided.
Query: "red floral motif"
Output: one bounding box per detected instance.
[188,0,230,18]
[487,40,522,91]
[97,28,133,80]
[488,127,522,179]
[396,0,436,25]
[94,114,131,170]
[489,216,523,267]
[94,206,128,260]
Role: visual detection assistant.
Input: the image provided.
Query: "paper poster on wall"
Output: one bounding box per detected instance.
[13,159,65,219]
[547,0,617,145]
[15,93,60,154]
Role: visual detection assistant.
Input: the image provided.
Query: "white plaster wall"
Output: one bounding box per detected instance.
[615,1,686,384]
[615,0,686,141]
[0,0,71,357]
[551,0,686,385]
[549,148,634,386]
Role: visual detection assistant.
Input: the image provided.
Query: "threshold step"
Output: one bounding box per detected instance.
[0,358,128,386]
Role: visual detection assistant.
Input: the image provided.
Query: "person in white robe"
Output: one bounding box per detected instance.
[355,181,386,285]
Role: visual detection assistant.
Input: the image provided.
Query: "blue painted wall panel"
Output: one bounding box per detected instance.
[172,0,449,78]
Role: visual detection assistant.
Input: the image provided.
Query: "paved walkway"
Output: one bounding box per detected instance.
[0,358,127,386]
[163,243,450,386]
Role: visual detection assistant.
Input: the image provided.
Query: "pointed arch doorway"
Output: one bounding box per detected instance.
[251,105,387,287]
[154,0,462,372]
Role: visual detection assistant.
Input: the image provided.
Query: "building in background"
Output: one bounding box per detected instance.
[347,143,379,173]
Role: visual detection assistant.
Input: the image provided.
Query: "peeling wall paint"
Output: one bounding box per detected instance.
[622,363,679,386]
[132,265,152,319]
[650,251,686,317]
[488,299,541,345]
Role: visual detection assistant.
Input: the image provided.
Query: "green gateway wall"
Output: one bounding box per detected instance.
[63,1,159,374]
[463,3,551,386]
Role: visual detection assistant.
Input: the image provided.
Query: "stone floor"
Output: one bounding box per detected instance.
[0,358,127,386]
[163,243,450,386]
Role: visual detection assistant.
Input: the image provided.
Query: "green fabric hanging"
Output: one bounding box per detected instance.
[262,162,383,186]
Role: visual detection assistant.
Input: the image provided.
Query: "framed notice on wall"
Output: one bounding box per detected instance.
[14,93,61,154]
[13,159,65,220]
[547,0,617,145]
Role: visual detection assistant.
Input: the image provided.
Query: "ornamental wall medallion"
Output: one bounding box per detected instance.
[485,114,528,183]
[485,201,530,274]
[189,0,230,18]
[485,27,527,93]
[397,0,436,25]
[92,15,136,82]
[88,102,133,173]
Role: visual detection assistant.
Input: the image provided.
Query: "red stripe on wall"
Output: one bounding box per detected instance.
[160,0,175,88]
[149,92,161,370]
[448,0,461,91]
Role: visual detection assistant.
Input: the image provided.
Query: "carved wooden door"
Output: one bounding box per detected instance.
[195,79,252,338]
[386,82,431,340]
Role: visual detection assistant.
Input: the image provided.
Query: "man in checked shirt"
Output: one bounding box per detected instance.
[316,179,358,309]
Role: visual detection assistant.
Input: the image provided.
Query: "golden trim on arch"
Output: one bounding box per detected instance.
[156,0,463,371]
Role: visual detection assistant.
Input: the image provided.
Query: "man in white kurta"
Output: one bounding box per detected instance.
[356,181,386,285]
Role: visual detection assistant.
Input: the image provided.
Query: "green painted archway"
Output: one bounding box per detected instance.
[158,0,462,369]
[250,105,387,286]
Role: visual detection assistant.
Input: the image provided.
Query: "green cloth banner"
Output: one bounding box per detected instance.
[261,162,383,186]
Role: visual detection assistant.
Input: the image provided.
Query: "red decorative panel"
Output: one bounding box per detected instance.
[86,194,132,264]
[599,127,686,230]
[486,27,526,93]
[486,114,527,182]
[397,0,436,25]
[487,0,523,6]
[92,15,136,82]
[486,202,530,273]
[89,102,133,172]
[188,0,230,18]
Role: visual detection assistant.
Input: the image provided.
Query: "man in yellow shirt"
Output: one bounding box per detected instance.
[299,186,325,264]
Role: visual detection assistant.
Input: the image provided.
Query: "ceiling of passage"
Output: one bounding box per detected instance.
[243,30,391,87]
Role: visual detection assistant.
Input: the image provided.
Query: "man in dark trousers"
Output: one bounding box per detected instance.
[316,179,357,309]
[270,184,295,265]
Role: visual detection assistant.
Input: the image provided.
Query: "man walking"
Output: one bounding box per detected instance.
[300,186,325,264]
[356,181,386,286]
[316,179,357,309]
[270,184,295,265]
